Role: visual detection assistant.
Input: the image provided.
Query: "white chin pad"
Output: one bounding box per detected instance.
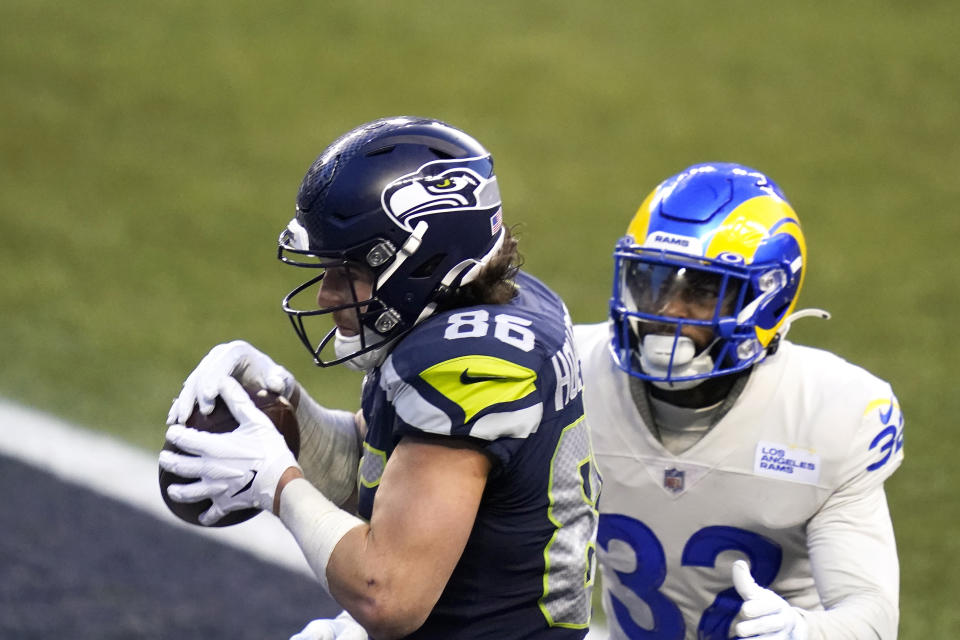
[638,334,713,390]
[334,327,388,372]
[641,335,696,368]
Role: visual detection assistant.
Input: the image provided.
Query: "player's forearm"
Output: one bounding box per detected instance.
[291,384,362,505]
[278,478,434,640]
[326,528,436,640]
[800,592,898,640]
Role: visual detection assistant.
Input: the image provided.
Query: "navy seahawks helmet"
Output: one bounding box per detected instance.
[279,116,505,367]
[610,162,808,387]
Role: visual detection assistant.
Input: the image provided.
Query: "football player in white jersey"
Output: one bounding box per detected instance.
[578,162,903,639]
[159,117,600,640]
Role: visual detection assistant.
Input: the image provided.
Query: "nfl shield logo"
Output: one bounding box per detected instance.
[664,468,685,493]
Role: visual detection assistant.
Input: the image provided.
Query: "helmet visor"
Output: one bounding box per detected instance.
[620,257,746,331]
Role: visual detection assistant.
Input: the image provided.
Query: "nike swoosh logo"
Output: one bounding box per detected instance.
[879,400,894,424]
[460,369,512,385]
[232,469,257,497]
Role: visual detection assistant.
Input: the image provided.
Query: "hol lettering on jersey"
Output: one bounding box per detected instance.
[551,322,583,411]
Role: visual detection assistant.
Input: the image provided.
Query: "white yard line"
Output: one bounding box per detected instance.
[0,398,314,578]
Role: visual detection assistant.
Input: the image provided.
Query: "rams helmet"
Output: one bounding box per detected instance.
[610,162,807,387]
[279,116,505,367]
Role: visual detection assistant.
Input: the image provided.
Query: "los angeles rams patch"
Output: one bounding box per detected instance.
[753,440,821,485]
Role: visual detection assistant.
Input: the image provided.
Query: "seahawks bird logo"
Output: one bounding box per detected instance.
[381,156,501,231]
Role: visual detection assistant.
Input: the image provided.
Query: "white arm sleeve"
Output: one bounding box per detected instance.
[294,385,361,506]
[802,482,900,639]
[279,478,365,592]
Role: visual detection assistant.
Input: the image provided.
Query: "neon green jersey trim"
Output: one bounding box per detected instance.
[358,441,387,489]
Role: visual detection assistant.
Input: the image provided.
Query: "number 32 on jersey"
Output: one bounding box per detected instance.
[598,514,782,640]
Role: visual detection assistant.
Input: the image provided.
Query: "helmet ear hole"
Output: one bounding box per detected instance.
[411,253,447,278]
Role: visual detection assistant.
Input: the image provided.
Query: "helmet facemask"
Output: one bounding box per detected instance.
[279,223,400,368]
[614,247,751,387]
[611,243,800,387]
[280,220,505,369]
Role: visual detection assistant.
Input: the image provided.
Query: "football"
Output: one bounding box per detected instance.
[158,387,300,527]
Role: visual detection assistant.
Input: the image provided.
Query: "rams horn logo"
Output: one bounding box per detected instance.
[381,157,501,231]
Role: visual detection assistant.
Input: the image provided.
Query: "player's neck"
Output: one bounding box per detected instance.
[647,370,748,409]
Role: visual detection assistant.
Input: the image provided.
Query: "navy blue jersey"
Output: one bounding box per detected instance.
[358,271,600,639]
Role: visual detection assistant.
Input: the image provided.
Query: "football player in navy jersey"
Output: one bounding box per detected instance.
[160,117,601,640]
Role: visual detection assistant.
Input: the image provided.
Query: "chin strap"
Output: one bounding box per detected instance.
[778,308,831,342]
[641,308,831,389]
[413,226,507,327]
[375,220,429,289]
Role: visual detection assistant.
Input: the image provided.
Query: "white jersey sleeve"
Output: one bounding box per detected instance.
[574,322,904,640]
[800,375,903,639]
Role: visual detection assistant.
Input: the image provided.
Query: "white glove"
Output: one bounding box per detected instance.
[289,610,368,640]
[167,340,296,424]
[732,559,808,640]
[159,377,301,525]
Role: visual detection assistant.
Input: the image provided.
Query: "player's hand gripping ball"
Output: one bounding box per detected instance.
[159,387,300,527]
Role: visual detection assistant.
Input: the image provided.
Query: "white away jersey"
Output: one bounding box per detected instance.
[574,323,904,640]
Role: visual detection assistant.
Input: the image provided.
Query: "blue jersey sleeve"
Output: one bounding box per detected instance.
[373,272,582,467]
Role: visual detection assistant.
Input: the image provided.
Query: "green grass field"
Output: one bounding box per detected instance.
[2,1,958,636]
